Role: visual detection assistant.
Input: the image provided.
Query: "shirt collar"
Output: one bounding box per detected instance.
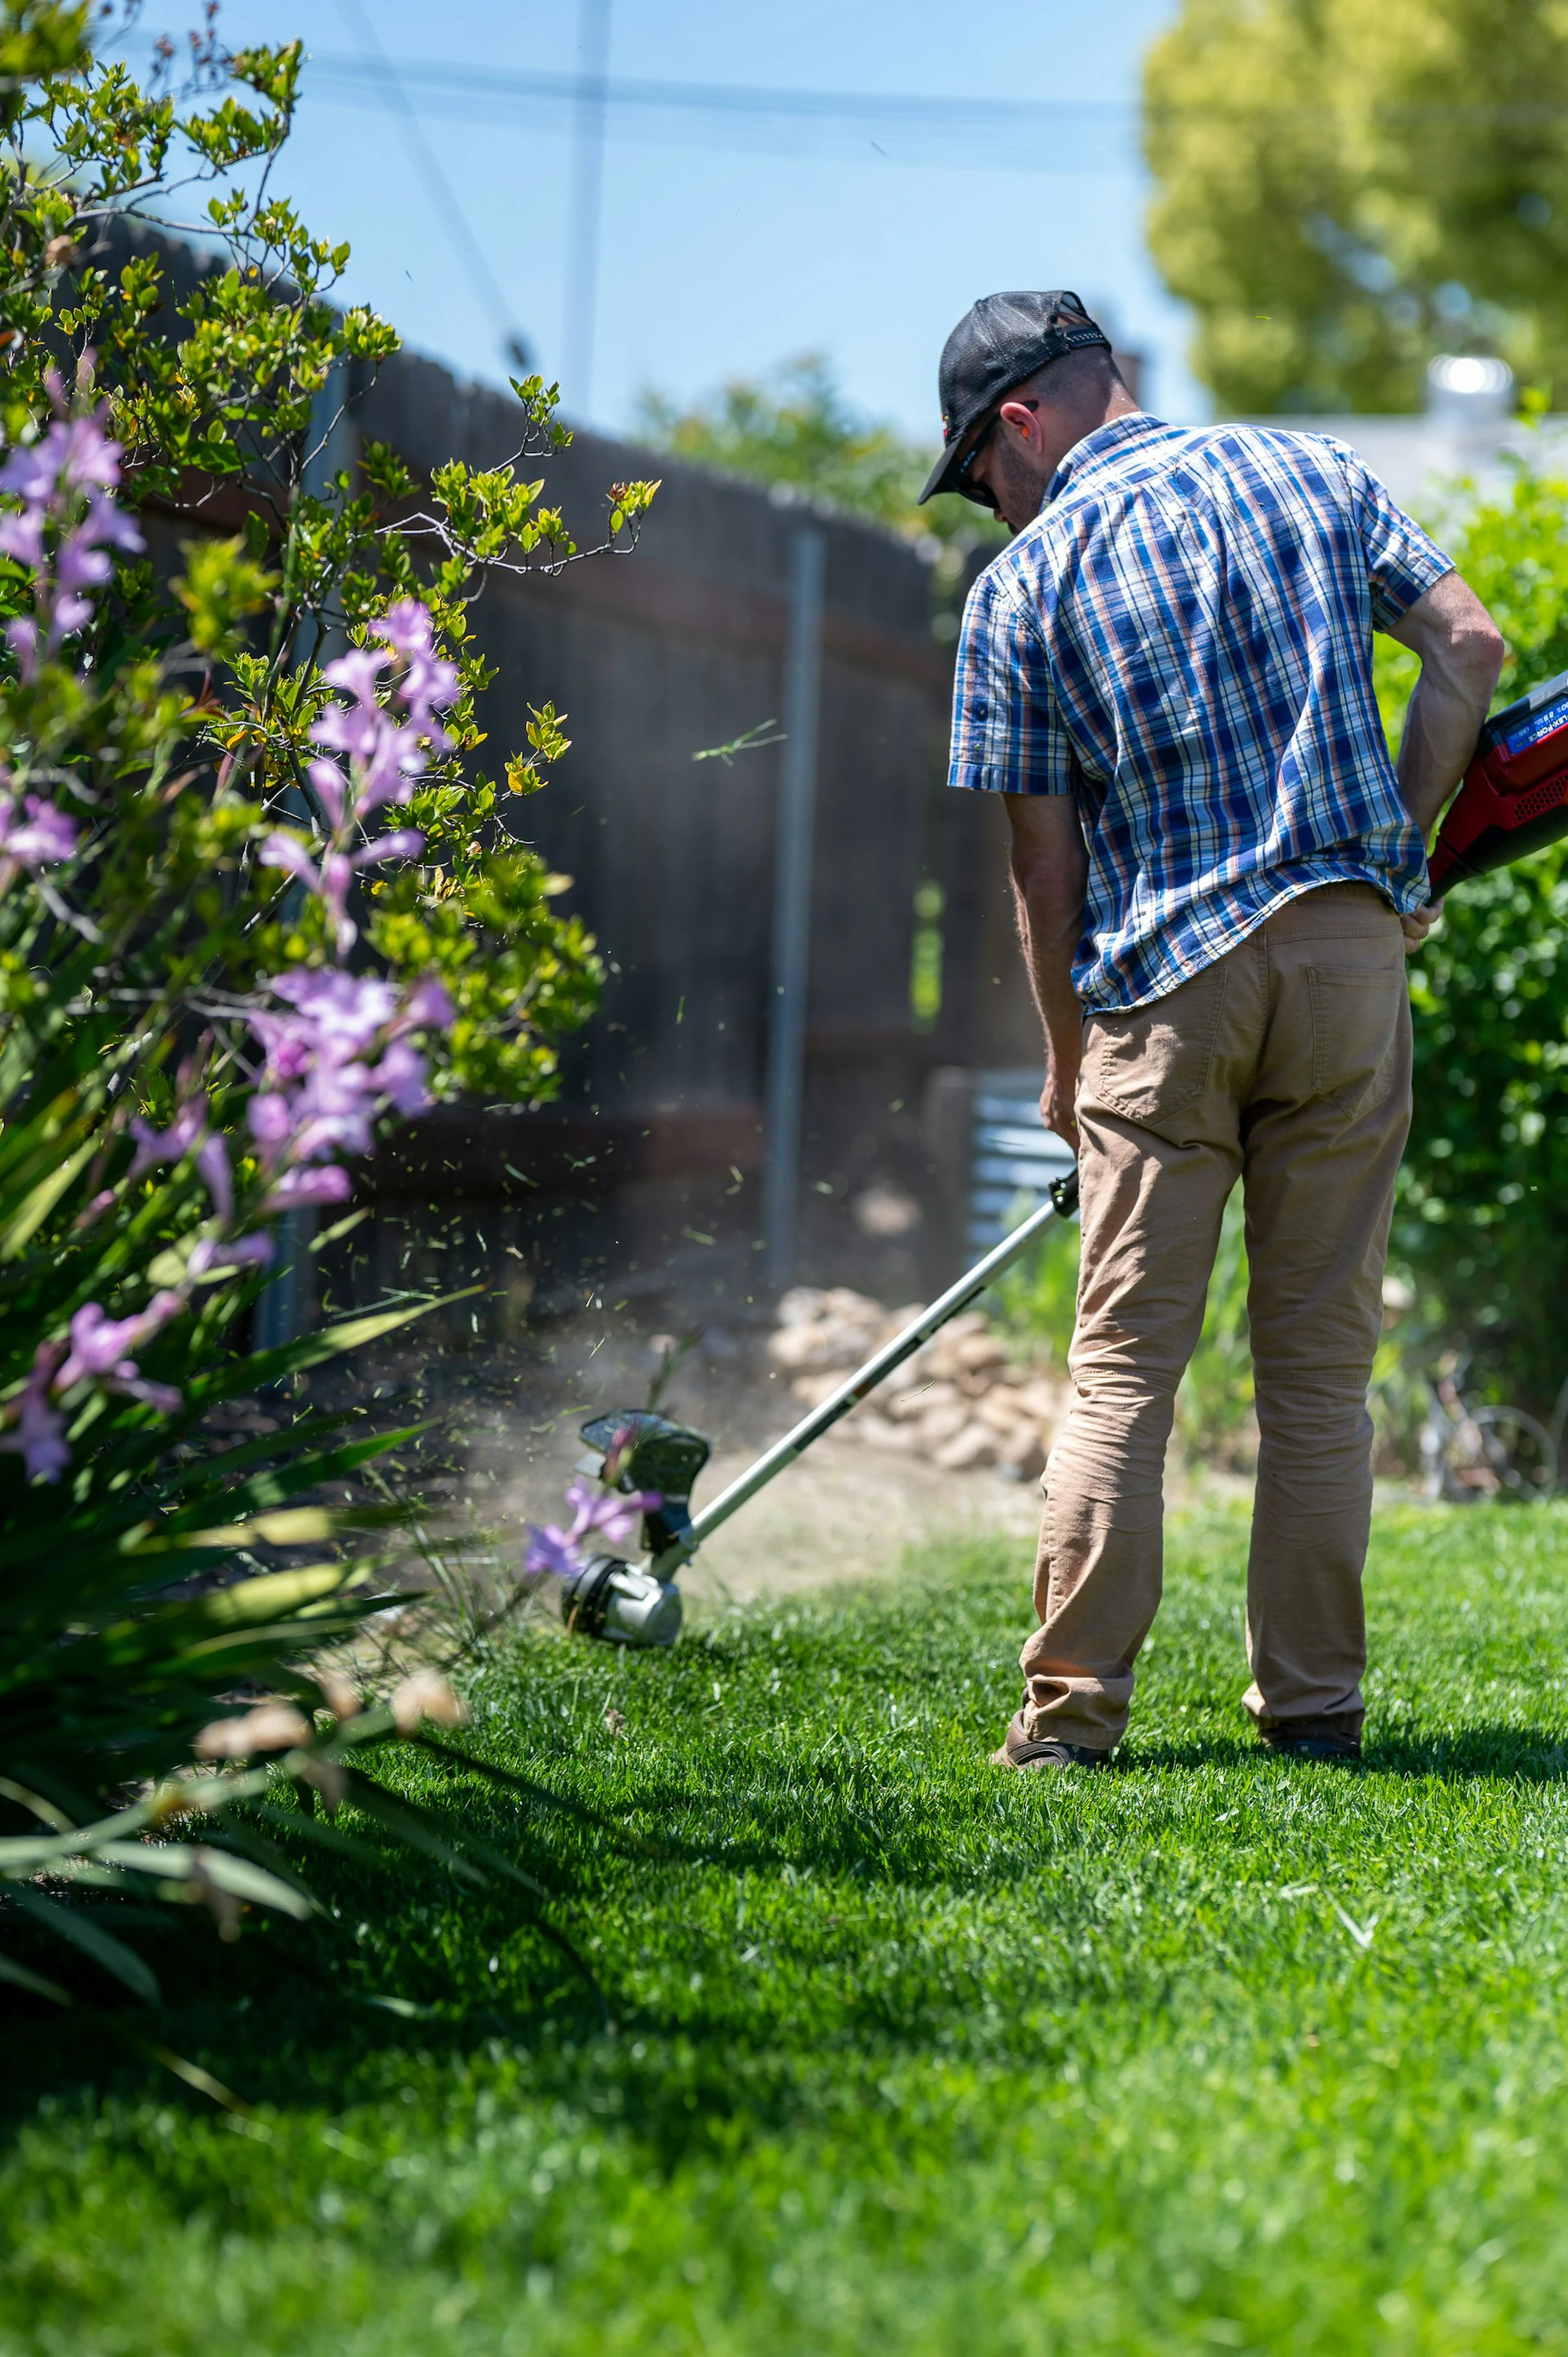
[1045,411,1171,506]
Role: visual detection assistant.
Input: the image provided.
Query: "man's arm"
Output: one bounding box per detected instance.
[1384,571,1505,945]
[1004,793,1089,1149]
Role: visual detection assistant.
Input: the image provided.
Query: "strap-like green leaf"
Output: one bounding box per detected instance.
[9,1887,160,2003]
[0,1136,97,1262]
[0,1952,71,2006]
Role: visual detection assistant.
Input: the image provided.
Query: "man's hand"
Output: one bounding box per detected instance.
[1040,1069,1081,1153]
[1401,901,1441,956]
[1003,793,1089,1154]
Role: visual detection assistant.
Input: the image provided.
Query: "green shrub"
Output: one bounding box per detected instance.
[1375,434,1568,1406]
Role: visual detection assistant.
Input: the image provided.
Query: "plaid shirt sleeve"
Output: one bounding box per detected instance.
[1322,437,1454,629]
[947,561,1080,796]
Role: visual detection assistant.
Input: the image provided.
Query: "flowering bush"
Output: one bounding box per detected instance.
[0,3,655,2012]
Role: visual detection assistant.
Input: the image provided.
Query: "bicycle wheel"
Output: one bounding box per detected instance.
[1440,1405,1558,1503]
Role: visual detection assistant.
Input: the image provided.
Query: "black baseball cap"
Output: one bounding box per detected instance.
[919,289,1113,504]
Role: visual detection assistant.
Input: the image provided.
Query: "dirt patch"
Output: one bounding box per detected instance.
[326,1287,1255,1615]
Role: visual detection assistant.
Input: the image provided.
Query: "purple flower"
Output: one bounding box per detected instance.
[55,527,112,598]
[274,966,399,1046]
[189,1231,275,1277]
[396,975,456,1033]
[0,509,43,568]
[0,1340,69,1483]
[369,599,458,739]
[195,1134,233,1226]
[523,1522,585,1580]
[310,695,383,769]
[368,599,434,658]
[14,1387,69,1481]
[6,617,38,681]
[0,793,78,867]
[354,731,423,816]
[305,757,346,835]
[79,492,143,556]
[247,1091,294,1154]
[369,829,425,866]
[262,1163,353,1211]
[523,1473,665,1584]
[127,1097,230,1222]
[321,644,389,705]
[127,1098,207,1179]
[242,965,456,1210]
[563,1475,663,1554]
[259,829,318,889]
[370,1037,430,1117]
[49,413,122,497]
[260,827,423,956]
[0,410,142,659]
[56,1290,183,1390]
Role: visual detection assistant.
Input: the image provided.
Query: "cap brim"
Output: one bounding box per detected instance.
[918,439,968,505]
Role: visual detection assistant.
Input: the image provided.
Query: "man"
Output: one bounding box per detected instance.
[921,291,1504,1769]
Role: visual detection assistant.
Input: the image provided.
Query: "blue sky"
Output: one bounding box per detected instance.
[127,0,1204,446]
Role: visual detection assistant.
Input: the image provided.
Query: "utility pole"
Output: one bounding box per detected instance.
[561,0,612,418]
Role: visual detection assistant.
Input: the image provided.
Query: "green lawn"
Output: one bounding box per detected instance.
[7,1503,1568,2355]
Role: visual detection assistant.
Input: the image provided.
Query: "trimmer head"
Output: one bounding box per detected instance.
[561,1552,686,1646]
[556,1174,1079,1649]
[561,1410,712,1647]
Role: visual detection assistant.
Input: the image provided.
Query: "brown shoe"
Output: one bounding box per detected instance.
[989,1709,1113,1771]
[1257,1710,1362,1763]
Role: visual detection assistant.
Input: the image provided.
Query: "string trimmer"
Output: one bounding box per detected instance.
[559,665,1568,1643]
[559,1170,1080,1646]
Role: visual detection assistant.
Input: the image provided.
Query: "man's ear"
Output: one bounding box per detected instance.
[998,399,1041,448]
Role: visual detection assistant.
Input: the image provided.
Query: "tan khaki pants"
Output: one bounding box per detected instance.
[1022,884,1412,1750]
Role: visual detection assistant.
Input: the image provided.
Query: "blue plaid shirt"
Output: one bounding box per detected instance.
[948,412,1452,1009]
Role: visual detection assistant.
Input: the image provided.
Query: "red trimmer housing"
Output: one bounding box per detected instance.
[1428,666,1568,898]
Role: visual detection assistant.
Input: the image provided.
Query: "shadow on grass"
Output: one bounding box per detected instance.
[1365,1726,1568,1780]
[1119,1726,1568,1781]
[5,1711,1566,2182]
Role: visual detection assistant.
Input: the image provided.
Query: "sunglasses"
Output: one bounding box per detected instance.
[956,399,1040,503]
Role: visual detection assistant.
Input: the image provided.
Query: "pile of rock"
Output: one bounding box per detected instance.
[767,1286,1067,1481]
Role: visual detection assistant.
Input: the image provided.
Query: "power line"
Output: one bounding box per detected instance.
[328,0,529,369]
[294,53,1568,151]
[297,48,1136,172]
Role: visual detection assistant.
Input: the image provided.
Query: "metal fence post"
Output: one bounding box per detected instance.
[763,527,826,1291]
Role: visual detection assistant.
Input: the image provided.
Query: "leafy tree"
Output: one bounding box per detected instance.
[1143,0,1568,412]
[1374,438,1568,1404]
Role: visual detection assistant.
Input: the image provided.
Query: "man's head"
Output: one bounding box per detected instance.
[919,290,1140,533]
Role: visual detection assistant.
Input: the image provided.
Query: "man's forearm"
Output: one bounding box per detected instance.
[1396,663,1497,838]
[1013,867,1084,1081]
[1011,863,1088,1146]
[1003,793,1090,1145]
[1387,571,1506,840]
